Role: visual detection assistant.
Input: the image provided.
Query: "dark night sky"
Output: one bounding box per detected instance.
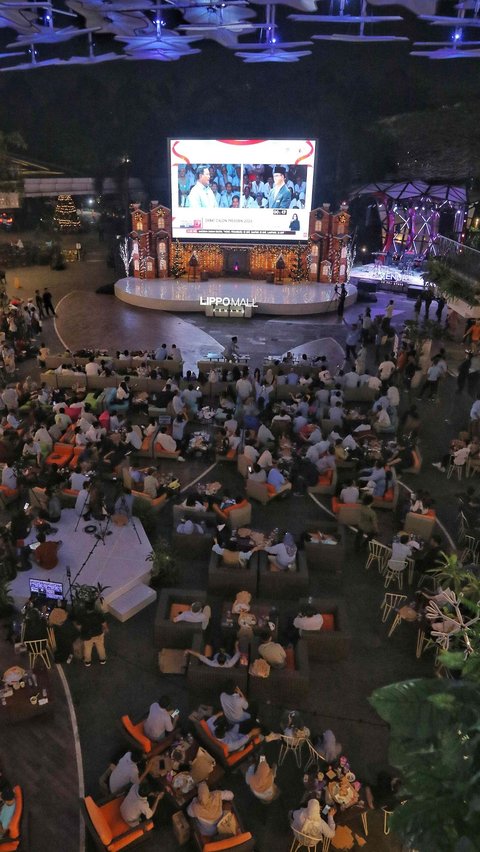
[0,1,479,200]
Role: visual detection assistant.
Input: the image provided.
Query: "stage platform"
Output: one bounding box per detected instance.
[350,263,424,289]
[10,509,153,619]
[114,277,357,316]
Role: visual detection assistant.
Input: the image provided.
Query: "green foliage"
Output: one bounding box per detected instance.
[290,244,306,283]
[370,678,480,852]
[425,258,480,307]
[403,318,449,348]
[72,581,110,615]
[147,538,178,588]
[0,578,14,616]
[170,240,186,280]
[428,551,480,599]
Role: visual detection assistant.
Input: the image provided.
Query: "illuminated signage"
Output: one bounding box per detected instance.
[199,296,258,308]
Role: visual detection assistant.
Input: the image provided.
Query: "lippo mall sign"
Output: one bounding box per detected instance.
[199,296,259,308]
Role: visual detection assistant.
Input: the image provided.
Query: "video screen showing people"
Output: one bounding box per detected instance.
[177,164,241,209]
[242,164,308,211]
[170,139,316,242]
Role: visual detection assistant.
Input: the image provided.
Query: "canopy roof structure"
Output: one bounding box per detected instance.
[351,179,469,258]
[0,0,478,67]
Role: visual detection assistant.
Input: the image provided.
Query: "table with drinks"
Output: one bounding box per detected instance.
[0,666,54,723]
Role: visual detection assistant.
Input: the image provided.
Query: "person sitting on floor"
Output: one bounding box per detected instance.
[109,749,145,795]
[245,753,278,803]
[33,530,62,570]
[187,782,234,836]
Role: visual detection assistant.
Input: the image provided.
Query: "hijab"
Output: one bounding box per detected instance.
[301,799,323,836]
[249,759,274,795]
[191,782,223,822]
[283,532,297,559]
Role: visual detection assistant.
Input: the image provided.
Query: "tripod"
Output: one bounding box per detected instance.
[94,511,113,545]
[130,514,142,545]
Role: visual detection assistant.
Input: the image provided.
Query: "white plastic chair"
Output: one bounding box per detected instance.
[290,825,330,852]
[381,593,407,624]
[279,734,308,768]
[384,558,407,590]
[365,540,392,575]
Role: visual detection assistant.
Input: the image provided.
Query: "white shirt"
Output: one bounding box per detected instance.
[391,541,412,562]
[243,445,259,464]
[85,362,101,376]
[378,361,396,381]
[368,376,382,390]
[156,432,177,453]
[387,386,400,407]
[220,692,250,724]
[120,783,154,826]
[187,182,217,208]
[206,716,249,752]
[340,485,359,503]
[343,371,360,388]
[70,472,88,491]
[1,466,16,490]
[143,702,174,742]
[294,613,324,631]
[126,430,142,450]
[109,752,139,795]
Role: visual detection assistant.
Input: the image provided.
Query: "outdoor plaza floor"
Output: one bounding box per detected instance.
[0,232,471,852]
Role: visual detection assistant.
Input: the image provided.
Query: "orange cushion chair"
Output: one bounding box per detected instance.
[120,715,176,757]
[45,443,74,467]
[0,786,22,851]
[81,794,153,852]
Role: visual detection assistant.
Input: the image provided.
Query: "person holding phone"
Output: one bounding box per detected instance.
[291,798,336,840]
[245,753,278,802]
[143,695,177,742]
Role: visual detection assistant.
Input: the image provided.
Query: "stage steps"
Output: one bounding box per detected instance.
[107,583,157,622]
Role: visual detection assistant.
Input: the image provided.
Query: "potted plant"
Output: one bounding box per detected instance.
[71,581,110,616]
[147,538,178,589]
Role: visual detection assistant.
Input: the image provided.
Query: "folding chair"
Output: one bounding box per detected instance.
[24,639,51,670]
[278,734,308,769]
[365,540,391,575]
[384,558,407,590]
[380,593,407,624]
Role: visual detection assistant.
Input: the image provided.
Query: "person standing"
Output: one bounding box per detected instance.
[424,290,433,320]
[355,494,379,550]
[76,604,108,667]
[385,299,394,320]
[345,324,360,362]
[436,296,446,322]
[43,288,56,317]
[35,289,45,319]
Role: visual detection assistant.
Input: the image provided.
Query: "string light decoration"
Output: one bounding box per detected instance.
[53,194,80,232]
[170,240,186,280]
[290,243,306,283]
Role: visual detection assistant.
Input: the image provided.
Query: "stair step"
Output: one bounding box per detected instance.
[107,584,157,622]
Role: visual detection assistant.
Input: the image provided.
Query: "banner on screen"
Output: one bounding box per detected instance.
[169,139,316,243]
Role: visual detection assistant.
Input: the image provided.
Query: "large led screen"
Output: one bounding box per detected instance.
[169,139,316,242]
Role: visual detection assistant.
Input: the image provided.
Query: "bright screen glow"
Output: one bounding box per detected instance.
[170,139,316,242]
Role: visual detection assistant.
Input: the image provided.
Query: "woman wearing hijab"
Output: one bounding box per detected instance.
[245,754,278,802]
[292,798,336,840]
[264,532,297,570]
[187,782,234,835]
